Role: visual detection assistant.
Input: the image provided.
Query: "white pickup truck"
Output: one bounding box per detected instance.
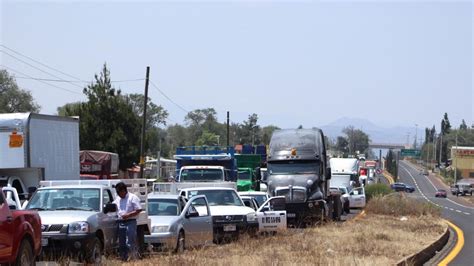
[24,179,151,263]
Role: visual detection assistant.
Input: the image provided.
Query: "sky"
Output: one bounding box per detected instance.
[1,0,473,132]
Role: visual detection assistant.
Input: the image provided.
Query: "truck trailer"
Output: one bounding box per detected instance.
[0,113,80,200]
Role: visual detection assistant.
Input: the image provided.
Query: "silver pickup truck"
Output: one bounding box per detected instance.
[24,179,150,264]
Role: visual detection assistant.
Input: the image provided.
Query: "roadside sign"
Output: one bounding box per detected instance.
[401,149,421,157]
[376,169,382,175]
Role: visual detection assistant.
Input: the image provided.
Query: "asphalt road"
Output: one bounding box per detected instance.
[398,160,473,266]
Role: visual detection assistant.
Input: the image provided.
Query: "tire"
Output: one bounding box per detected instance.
[344,201,350,214]
[175,231,185,253]
[332,196,342,221]
[84,237,103,264]
[15,239,34,266]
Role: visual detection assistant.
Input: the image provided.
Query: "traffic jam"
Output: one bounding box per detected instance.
[0,113,376,264]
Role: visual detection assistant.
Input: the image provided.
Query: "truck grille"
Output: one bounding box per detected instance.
[42,224,67,233]
[275,187,307,203]
[213,215,244,223]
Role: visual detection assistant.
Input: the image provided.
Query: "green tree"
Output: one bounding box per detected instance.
[0,69,40,112]
[460,119,467,130]
[261,125,280,145]
[127,93,168,129]
[441,113,451,135]
[185,108,219,145]
[196,130,220,146]
[61,64,141,170]
[335,136,349,156]
[240,113,261,145]
[343,126,370,156]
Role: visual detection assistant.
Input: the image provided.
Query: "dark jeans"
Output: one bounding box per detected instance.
[118,219,137,261]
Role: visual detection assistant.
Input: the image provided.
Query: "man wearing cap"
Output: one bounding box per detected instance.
[113,182,142,261]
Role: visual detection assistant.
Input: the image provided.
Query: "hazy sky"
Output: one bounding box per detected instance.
[1,0,472,131]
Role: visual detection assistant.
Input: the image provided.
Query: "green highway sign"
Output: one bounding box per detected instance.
[401,149,421,157]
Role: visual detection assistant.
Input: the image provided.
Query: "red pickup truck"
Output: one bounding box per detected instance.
[0,190,42,265]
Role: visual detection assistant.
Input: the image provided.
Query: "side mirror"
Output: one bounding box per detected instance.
[326,167,331,180]
[185,209,199,218]
[103,203,117,214]
[255,167,261,181]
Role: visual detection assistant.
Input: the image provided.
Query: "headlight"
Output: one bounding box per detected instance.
[307,180,314,186]
[152,225,169,233]
[68,222,89,234]
[246,213,257,222]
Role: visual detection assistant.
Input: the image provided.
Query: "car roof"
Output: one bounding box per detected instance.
[38,185,105,190]
[147,193,180,199]
[181,187,236,191]
[238,191,267,196]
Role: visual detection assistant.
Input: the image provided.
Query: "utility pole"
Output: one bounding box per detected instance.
[439,134,443,166]
[414,124,418,149]
[139,66,150,179]
[454,130,458,184]
[226,111,230,147]
[157,134,161,180]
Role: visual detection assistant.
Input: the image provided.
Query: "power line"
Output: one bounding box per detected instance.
[149,80,189,114]
[0,64,83,95]
[12,76,145,84]
[0,44,85,82]
[1,50,84,89]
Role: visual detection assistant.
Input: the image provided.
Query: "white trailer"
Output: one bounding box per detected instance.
[0,113,80,200]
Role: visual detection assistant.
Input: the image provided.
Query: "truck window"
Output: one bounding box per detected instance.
[11,179,25,200]
[194,190,243,206]
[180,169,224,182]
[238,170,252,180]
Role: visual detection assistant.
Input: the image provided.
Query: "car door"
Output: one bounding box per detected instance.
[101,189,118,250]
[182,195,213,247]
[256,196,287,232]
[0,191,14,261]
[349,187,366,208]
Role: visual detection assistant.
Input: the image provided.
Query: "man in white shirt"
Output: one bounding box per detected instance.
[113,182,142,261]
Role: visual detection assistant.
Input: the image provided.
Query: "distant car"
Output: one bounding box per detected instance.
[145,193,214,252]
[435,189,447,198]
[390,182,415,193]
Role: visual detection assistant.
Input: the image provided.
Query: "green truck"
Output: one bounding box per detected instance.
[235,154,262,191]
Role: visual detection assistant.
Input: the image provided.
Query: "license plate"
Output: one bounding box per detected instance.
[223,224,236,232]
[287,213,296,218]
[41,238,48,246]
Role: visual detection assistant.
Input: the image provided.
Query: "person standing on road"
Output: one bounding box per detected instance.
[114,182,142,261]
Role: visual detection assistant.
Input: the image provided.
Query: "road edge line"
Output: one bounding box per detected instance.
[437,219,464,266]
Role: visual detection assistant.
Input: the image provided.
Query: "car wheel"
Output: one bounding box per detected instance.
[175,231,185,253]
[84,237,103,264]
[15,239,34,266]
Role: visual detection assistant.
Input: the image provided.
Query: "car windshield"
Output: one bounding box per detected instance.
[238,170,251,180]
[180,169,224,182]
[189,190,243,206]
[268,161,320,175]
[437,189,446,192]
[148,198,180,216]
[25,188,100,211]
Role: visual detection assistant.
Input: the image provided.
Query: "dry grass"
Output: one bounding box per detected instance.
[105,214,446,266]
[365,193,442,217]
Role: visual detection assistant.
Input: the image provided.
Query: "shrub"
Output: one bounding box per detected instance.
[365,193,441,217]
[364,183,392,201]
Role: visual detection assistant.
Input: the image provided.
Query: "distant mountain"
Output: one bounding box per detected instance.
[321,117,417,145]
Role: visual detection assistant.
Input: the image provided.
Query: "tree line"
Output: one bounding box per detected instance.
[1,65,375,169]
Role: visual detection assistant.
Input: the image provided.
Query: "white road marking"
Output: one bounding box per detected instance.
[399,163,472,216]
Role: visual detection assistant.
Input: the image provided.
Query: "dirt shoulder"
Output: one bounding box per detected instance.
[109,214,446,266]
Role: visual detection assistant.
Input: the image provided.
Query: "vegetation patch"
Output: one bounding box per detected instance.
[364,183,392,200]
[365,193,441,217]
[106,214,445,265]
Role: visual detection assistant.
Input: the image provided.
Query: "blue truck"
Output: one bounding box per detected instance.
[173,146,238,182]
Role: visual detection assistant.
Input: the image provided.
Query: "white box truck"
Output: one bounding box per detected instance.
[0,113,80,201]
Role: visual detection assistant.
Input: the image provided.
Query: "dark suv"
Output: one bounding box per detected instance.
[390,182,415,193]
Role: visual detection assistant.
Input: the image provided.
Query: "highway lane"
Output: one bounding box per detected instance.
[398,161,473,266]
